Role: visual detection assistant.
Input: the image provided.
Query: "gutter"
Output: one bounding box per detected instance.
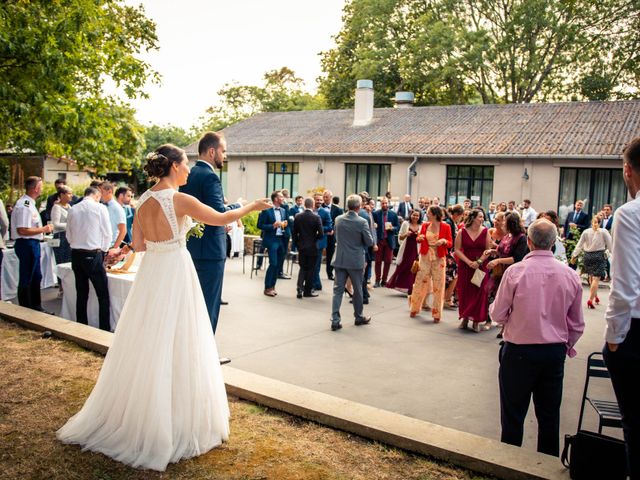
[407,156,418,197]
[222,152,621,161]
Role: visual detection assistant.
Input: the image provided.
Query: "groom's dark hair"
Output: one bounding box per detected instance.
[198,132,224,155]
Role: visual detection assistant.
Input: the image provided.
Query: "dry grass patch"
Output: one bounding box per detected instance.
[0,319,492,480]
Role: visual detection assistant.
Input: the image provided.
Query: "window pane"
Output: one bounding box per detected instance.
[267,172,274,196]
[446,179,457,206]
[457,179,469,204]
[345,164,357,196]
[448,166,458,178]
[459,166,470,178]
[472,166,483,179]
[356,165,367,195]
[471,180,482,206]
[369,165,381,199]
[592,170,610,214]
[483,166,493,179]
[381,165,391,196]
[576,169,591,212]
[482,181,493,208]
[291,174,299,197]
[558,168,576,224]
[609,169,627,210]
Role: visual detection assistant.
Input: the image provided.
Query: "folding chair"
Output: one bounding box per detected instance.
[250,239,268,279]
[577,351,623,434]
[285,246,298,277]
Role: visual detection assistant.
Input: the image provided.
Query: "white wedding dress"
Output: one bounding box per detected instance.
[57,188,230,471]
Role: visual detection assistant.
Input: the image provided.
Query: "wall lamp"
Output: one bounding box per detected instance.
[239,160,246,172]
[317,162,324,174]
[522,168,530,181]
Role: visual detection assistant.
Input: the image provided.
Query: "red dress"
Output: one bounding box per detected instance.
[386,229,418,293]
[456,228,489,323]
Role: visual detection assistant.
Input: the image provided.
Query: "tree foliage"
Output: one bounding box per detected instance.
[196,67,326,133]
[0,0,159,173]
[319,0,640,107]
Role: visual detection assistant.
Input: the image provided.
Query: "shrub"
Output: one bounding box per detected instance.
[242,210,261,236]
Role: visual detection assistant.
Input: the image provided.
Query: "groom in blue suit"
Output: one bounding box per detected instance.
[180,132,240,334]
[258,190,291,296]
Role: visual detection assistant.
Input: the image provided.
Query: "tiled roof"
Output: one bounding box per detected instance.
[184,101,640,158]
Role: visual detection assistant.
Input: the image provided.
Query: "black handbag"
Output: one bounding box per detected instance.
[561,430,628,479]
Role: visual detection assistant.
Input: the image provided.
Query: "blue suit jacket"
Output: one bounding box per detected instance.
[563,209,590,239]
[258,207,291,249]
[372,208,400,250]
[179,161,237,261]
[316,207,333,249]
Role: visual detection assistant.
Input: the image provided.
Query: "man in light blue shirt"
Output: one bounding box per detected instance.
[100,181,126,248]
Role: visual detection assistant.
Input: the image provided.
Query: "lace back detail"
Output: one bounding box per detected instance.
[137,189,181,243]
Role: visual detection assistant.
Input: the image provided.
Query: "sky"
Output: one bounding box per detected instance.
[122,0,347,130]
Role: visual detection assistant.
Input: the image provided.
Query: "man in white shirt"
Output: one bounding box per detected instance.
[521,199,537,229]
[397,194,414,222]
[10,176,54,311]
[100,181,126,248]
[604,136,640,478]
[66,187,114,331]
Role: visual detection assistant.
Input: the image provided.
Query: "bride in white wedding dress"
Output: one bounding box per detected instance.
[57,144,270,471]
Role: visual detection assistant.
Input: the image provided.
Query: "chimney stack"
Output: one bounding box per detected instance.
[394,91,415,108]
[353,79,374,126]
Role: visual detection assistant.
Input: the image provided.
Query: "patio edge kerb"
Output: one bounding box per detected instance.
[0,302,568,480]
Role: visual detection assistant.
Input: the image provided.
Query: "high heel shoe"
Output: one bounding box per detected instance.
[595,296,600,305]
[587,300,595,309]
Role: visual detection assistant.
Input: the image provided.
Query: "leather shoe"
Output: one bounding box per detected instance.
[220,300,229,305]
[331,322,342,331]
[263,289,276,297]
[278,274,291,280]
[296,289,303,299]
[328,275,335,280]
[373,281,381,288]
[363,298,369,305]
[354,316,371,326]
[303,292,319,297]
[219,357,231,365]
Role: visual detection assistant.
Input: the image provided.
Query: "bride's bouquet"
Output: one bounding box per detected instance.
[186,221,205,240]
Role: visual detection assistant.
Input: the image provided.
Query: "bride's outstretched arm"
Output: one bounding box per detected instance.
[175,193,270,226]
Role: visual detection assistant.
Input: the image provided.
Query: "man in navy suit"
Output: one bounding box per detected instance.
[292,197,323,298]
[313,192,333,291]
[289,195,305,252]
[563,200,590,240]
[180,132,240,334]
[322,190,343,281]
[601,204,614,231]
[258,190,291,297]
[372,196,400,287]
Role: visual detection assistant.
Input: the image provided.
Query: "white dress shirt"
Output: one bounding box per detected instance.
[571,227,612,257]
[66,197,112,252]
[11,194,43,240]
[605,191,640,343]
[521,206,537,228]
[51,204,69,233]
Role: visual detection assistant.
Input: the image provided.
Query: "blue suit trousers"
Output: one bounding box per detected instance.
[265,237,286,289]
[193,258,225,334]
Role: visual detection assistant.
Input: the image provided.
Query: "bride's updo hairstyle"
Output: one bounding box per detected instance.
[144,144,186,179]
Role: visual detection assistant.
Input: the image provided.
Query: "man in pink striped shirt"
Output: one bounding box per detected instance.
[489,218,585,456]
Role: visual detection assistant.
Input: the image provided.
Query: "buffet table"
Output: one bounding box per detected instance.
[1,243,57,300]
[56,261,139,331]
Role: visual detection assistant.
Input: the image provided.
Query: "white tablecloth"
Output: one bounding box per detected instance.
[56,262,138,332]
[1,244,57,300]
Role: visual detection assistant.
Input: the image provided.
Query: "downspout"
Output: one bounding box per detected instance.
[406,156,418,197]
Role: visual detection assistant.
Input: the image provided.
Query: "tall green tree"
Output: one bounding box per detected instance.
[0,0,159,173]
[319,0,640,107]
[196,67,326,133]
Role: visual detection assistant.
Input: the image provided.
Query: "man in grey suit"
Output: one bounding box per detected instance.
[330,194,374,331]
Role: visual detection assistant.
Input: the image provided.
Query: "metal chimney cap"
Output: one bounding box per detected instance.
[356,79,373,89]
[395,91,415,102]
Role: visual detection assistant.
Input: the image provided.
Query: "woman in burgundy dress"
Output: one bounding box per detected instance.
[455,209,492,332]
[386,209,421,294]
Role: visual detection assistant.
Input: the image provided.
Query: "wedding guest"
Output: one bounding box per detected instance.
[409,206,452,322]
[51,185,74,293]
[485,211,528,336]
[258,190,290,297]
[521,199,537,229]
[288,195,305,253]
[443,204,464,308]
[497,201,508,213]
[292,197,323,298]
[397,194,414,222]
[323,189,342,281]
[563,200,589,240]
[330,194,374,331]
[358,194,376,304]
[486,202,498,227]
[312,192,333,291]
[11,176,54,311]
[66,187,114,331]
[115,186,134,243]
[386,209,421,295]
[604,137,640,478]
[455,208,491,332]
[100,181,126,248]
[542,210,567,263]
[490,219,584,457]
[0,198,9,296]
[488,211,507,246]
[601,204,614,231]
[570,215,612,309]
[42,178,79,223]
[372,197,399,287]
